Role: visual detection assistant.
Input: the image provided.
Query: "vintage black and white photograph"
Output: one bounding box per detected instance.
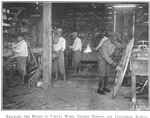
[1,1,149,111]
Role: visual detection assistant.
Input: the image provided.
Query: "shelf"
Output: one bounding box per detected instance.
[3,32,15,34]
[29,14,41,17]
[3,19,14,24]
[3,26,15,29]
[3,32,16,37]
[3,13,15,17]
[3,37,16,39]
[9,7,25,10]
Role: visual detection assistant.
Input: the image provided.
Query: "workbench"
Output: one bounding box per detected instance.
[80,52,99,61]
[3,47,43,67]
[79,52,99,73]
[130,57,148,106]
[79,52,117,76]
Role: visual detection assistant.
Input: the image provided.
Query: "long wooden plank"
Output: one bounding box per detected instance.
[113,38,135,98]
[9,7,25,10]
[14,10,23,20]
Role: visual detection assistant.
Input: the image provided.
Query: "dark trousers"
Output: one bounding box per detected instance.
[98,54,111,89]
[16,56,27,75]
[98,54,111,77]
[16,56,27,84]
[72,50,81,72]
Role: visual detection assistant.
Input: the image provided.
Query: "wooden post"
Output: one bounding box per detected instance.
[132,11,135,38]
[114,11,116,32]
[148,3,150,110]
[43,3,52,89]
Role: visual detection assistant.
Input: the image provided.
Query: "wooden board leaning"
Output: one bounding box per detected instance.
[113,38,135,98]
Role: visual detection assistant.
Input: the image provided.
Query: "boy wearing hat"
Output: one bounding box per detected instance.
[12,33,28,85]
[53,28,66,81]
[95,32,109,51]
[69,32,82,74]
[97,32,126,95]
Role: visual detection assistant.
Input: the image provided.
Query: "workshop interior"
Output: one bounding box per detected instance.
[2,2,149,110]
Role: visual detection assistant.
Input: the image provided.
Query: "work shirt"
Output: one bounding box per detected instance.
[13,40,28,57]
[53,37,66,52]
[72,37,82,51]
[95,36,109,50]
[99,39,123,64]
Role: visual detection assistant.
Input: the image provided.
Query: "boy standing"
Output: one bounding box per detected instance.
[69,32,82,74]
[12,33,28,85]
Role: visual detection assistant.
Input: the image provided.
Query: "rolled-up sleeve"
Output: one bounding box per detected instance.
[72,39,77,50]
[62,38,66,51]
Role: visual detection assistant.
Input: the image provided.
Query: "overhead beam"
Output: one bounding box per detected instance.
[43,2,52,89]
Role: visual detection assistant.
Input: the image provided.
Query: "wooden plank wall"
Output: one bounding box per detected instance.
[28,17,43,47]
[37,17,43,46]
[135,4,148,41]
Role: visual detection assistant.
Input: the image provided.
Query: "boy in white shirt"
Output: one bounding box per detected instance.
[53,28,66,81]
[69,32,82,74]
[12,34,28,85]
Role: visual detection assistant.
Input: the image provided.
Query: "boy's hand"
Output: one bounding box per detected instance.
[112,61,117,69]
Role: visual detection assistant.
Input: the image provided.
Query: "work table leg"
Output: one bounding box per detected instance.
[132,74,136,110]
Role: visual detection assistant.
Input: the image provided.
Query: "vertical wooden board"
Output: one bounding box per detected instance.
[36,18,43,46]
[33,25,37,46]
[43,3,52,89]
[38,18,43,46]
[116,11,124,38]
